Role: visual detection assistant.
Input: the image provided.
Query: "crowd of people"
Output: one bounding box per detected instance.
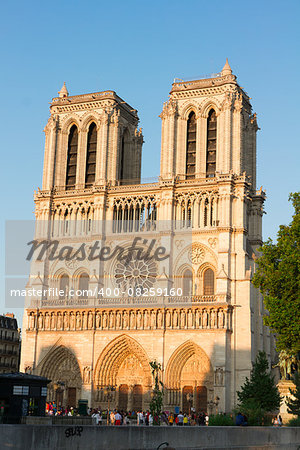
[46,402,76,416]
[46,403,209,425]
[46,403,284,427]
[90,409,210,426]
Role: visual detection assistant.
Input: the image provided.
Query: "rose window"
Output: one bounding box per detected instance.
[189,245,205,264]
[114,250,158,292]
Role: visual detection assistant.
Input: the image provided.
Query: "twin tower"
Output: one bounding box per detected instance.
[21,61,271,413]
[43,59,258,192]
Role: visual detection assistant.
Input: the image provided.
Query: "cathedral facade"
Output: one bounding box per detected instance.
[20,60,272,414]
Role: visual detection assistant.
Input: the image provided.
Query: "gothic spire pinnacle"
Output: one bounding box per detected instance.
[58,82,69,98]
[221,58,232,76]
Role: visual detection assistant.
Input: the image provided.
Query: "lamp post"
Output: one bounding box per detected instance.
[103,385,115,424]
[214,396,220,414]
[53,381,65,408]
[208,396,220,415]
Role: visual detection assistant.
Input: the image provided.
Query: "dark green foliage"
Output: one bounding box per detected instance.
[208,414,234,426]
[149,361,164,425]
[286,416,300,427]
[286,372,300,416]
[237,351,281,425]
[252,193,300,356]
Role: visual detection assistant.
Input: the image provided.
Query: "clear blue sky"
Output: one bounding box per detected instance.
[1,0,299,324]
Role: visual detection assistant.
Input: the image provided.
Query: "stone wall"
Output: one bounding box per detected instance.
[1,425,300,450]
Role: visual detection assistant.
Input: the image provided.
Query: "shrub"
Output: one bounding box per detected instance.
[286,416,300,427]
[208,414,234,426]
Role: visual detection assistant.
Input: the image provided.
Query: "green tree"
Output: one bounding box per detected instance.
[286,372,300,416]
[252,192,300,356]
[237,351,281,425]
[149,361,164,425]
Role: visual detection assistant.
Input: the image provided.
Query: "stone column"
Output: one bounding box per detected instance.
[110,119,120,185]
[43,119,58,190]
[56,131,68,188]
[98,113,109,183]
[167,113,176,178]
[176,117,186,178]
[76,130,88,188]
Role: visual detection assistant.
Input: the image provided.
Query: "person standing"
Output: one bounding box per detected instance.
[177,411,184,426]
[114,411,122,425]
[110,410,115,425]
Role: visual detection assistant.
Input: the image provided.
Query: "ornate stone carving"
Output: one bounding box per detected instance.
[83,366,91,384]
[32,306,231,332]
[65,259,79,269]
[215,367,224,386]
[25,365,32,374]
[189,245,205,264]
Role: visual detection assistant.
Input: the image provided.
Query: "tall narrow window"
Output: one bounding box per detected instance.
[204,198,209,227]
[206,109,217,177]
[85,122,97,187]
[66,125,78,189]
[59,274,69,298]
[183,269,193,296]
[119,129,131,185]
[78,273,89,298]
[186,112,196,179]
[203,268,214,295]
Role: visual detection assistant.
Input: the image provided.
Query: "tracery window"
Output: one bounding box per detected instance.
[206,109,217,177]
[119,129,131,185]
[186,112,197,179]
[183,269,193,296]
[85,123,97,187]
[113,197,157,233]
[203,268,214,295]
[59,274,69,298]
[66,125,78,189]
[78,273,89,298]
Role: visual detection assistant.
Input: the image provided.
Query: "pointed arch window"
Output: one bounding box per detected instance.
[59,274,69,298]
[119,129,131,185]
[66,125,78,189]
[78,273,89,298]
[206,109,217,177]
[186,111,197,179]
[183,269,193,296]
[203,268,214,295]
[85,123,97,187]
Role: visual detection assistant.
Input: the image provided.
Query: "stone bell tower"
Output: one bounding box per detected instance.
[160,59,258,188]
[42,83,143,190]
[20,63,272,414]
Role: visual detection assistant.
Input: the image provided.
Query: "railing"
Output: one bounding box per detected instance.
[0,336,19,343]
[173,72,222,83]
[0,349,18,356]
[39,295,216,309]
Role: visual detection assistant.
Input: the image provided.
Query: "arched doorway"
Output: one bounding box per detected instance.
[38,346,82,408]
[94,335,151,411]
[165,341,213,413]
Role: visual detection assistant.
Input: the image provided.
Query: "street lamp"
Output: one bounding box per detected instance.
[103,385,116,423]
[53,381,65,408]
[208,396,220,415]
[214,396,220,414]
